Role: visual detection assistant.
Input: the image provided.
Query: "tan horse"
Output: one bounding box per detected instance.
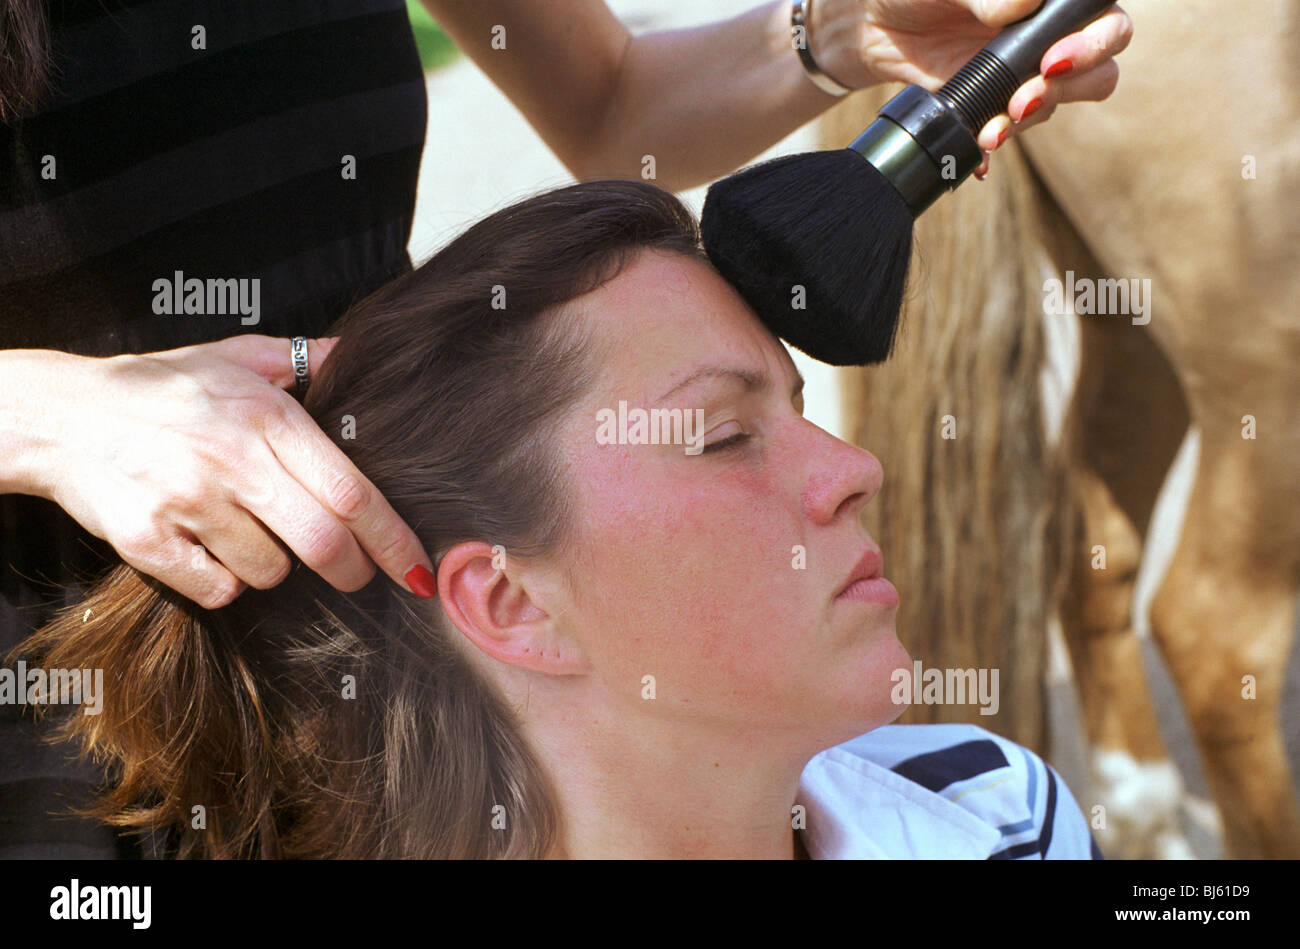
[817,0,1300,858]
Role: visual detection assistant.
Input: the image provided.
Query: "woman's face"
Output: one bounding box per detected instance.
[542,248,911,751]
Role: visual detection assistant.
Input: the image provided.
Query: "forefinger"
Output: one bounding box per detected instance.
[978,5,1131,147]
[1036,5,1132,83]
[256,410,437,598]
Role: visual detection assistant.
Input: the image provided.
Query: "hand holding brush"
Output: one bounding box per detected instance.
[701,0,1130,366]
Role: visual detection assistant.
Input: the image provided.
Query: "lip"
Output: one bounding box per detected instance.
[835,547,899,607]
[836,575,900,607]
[837,547,884,596]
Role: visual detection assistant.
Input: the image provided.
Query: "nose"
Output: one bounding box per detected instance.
[798,425,884,526]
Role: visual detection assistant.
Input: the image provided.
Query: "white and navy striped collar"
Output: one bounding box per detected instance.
[796,742,1003,859]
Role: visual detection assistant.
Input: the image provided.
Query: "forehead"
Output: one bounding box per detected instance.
[566,249,797,405]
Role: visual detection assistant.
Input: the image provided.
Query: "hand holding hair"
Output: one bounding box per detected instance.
[9,335,437,608]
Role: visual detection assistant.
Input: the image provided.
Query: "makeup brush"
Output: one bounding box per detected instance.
[701,0,1116,366]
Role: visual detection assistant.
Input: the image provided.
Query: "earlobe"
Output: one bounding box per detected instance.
[435,541,590,675]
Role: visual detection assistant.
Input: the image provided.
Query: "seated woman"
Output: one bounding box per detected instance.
[22,179,1099,859]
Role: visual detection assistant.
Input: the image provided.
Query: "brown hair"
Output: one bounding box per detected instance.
[16,178,708,857]
[0,0,53,121]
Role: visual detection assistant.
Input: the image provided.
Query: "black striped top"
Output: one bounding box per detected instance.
[0,0,427,858]
[0,0,427,355]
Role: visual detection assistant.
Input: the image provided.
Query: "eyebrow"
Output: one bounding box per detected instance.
[654,364,806,405]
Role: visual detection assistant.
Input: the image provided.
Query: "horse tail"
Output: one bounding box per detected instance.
[817,91,1080,753]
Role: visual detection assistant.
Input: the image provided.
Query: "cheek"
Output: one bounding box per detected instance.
[572,455,809,699]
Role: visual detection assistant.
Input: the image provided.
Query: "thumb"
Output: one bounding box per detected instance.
[970,0,1042,28]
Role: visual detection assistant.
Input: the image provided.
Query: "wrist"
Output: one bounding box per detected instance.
[0,349,93,499]
[793,0,874,95]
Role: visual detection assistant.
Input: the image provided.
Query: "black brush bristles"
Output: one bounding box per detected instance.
[701,148,914,366]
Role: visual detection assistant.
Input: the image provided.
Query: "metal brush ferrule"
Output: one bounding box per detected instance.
[846,84,982,216]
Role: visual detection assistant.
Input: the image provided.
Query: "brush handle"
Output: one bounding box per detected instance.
[937,0,1115,134]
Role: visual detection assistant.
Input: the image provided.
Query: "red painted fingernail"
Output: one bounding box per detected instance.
[1019,97,1044,122]
[405,563,437,598]
[995,128,1009,147]
[1044,59,1074,79]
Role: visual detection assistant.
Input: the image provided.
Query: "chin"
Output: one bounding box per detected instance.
[804,675,911,754]
[842,632,913,735]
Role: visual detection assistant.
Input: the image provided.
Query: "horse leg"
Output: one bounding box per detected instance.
[1059,312,1193,858]
[1148,409,1300,859]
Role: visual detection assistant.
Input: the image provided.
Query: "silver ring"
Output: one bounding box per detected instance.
[291,337,310,396]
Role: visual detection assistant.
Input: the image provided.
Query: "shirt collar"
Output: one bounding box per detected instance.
[795,744,1003,859]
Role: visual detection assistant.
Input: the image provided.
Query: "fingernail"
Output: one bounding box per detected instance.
[1044,59,1074,79]
[995,128,1009,148]
[1018,97,1044,122]
[405,564,437,598]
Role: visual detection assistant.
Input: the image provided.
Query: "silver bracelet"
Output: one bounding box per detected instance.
[792,0,854,98]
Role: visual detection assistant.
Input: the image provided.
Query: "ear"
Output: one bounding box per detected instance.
[435,541,590,675]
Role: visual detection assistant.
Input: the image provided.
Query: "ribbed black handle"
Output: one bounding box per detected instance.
[936,0,1115,133]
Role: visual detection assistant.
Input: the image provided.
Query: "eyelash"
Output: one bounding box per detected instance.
[703,432,751,454]
[699,392,802,455]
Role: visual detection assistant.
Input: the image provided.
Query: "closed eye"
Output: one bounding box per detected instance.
[702,432,751,454]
